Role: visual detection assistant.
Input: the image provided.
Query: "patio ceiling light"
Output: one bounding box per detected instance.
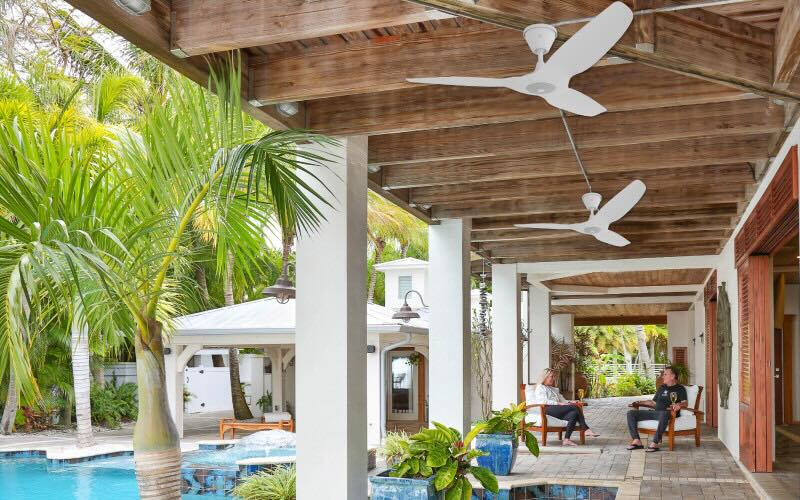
[112,0,151,15]
[392,290,428,323]
[263,264,295,304]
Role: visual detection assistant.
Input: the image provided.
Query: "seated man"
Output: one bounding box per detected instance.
[625,366,687,452]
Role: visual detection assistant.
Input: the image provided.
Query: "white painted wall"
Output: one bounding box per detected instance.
[714,238,740,459]
[691,302,706,409]
[383,267,428,310]
[667,311,691,364]
[491,264,522,409]
[551,313,575,345]
[528,287,551,383]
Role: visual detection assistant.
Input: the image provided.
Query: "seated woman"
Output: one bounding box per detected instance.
[531,368,600,446]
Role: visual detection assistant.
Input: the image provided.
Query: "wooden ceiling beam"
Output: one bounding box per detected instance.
[170,0,451,57]
[369,100,783,166]
[494,245,721,263]
[479,232,729,254]
[472,205,739,231]
[306,63,748,136]
[380,134,770,189]
[431,185,746,219]
[773,0,800,90]
[400,0,800,102]
[472,224,732,243]
[63,0,303,131]
[410,164,752,206]
[572,315,668,326]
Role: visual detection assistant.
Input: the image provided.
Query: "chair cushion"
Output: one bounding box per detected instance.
[638,414,696,432]
[263,412,292,423]
[525,410,569,427]
[524,384,537,403]
[685,385,699,408]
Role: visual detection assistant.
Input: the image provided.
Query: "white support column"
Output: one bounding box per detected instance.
[165,345,193,439]
[428,218,472,435]
[551,314,575,345]
[492,263,522,408]
[267,347,284,412]
[528,286,552,383]
[296,136,368,499]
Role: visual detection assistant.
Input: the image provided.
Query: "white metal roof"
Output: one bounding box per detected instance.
[171,298,428,336]
[373,257,428,272]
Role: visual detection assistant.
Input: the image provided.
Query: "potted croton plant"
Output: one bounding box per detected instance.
[370,422,499,500]
[475,403,540,476]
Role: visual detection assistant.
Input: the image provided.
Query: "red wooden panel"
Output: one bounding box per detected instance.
[738,259,755,470]
[749,256,772,472]
[672,346,688,366]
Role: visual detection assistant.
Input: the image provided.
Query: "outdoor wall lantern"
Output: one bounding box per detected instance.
[392,290,428,323]
[262,263,295,304]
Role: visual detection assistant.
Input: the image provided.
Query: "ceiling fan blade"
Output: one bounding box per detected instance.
[543,87,606,117]
[593,180,646,225]
[545,2,633,79]
[406,76,511,88]
[593,229,630,247]
[514,222,583,231]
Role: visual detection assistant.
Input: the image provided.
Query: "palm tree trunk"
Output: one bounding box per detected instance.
[225,253,252,420]
[401,243,409,259]
[1,371,17,434]
[71,325,95,448]
[635,325,653,378]
[621,341,632,372]
[195,265,210,308]
[133,320,181,499]
[367,241,385,304]
[92,357,105,386]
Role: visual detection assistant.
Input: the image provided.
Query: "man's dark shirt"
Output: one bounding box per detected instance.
[652,384,688,416]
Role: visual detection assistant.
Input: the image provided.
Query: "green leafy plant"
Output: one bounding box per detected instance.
[256,392,273,414]
[390,422,499,499]
[90,383,137,428]
[669,363,690,385]
[480,403,540,457]
[612,374,643,397]
[233,465,296,500]
[630,373,656,394]
[379,430,410,467]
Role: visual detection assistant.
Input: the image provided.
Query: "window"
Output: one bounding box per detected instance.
[398,275,412,299]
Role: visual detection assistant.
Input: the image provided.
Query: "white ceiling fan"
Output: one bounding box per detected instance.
[406,2,633,116]
[515,180,646,247]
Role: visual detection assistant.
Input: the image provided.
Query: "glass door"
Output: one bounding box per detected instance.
[387,351,418,421]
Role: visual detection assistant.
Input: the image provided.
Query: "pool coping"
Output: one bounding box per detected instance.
[0,446,134,465]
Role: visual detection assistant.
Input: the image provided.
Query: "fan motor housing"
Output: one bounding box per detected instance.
[523,24,558,55]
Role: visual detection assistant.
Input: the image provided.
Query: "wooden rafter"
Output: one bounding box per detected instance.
[400,0,799,101]
[774,0,800,89]
[170,0,452,56]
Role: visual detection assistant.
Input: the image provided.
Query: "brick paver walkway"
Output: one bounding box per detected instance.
[507,396,761,499]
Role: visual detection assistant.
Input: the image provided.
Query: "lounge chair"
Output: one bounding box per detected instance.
[519,384,586,446]
[629,385,704,451]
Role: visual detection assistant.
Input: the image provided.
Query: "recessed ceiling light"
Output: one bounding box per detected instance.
[113,0,151,15]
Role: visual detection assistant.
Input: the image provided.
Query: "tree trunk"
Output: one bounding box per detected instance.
[401,243,409,259]
[635,325,653,378]
[1,371,17,434]
[367,241,385,304]
[195,265,210,308]
[621,340,632,372]
[133,320,182,499]
[92,357,105,386]
[225,253,253,420]
[71,325,95,448]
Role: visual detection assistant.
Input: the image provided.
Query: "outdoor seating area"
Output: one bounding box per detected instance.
[1,1,799,499]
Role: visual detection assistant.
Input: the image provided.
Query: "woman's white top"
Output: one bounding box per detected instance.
[531,384,567,405]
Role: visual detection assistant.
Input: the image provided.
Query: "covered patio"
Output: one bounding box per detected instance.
[65,0,800,498]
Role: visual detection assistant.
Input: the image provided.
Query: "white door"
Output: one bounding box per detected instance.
[185,367,232,413]
[387,351,419,421]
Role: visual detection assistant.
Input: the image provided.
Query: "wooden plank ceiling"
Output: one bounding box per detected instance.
[68,0,800,264]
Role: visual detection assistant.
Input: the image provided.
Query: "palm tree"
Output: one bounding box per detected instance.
[0,60,333,497]
[366,192,406,303]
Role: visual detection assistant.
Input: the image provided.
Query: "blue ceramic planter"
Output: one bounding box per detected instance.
[475,433,518,476]
[370,471,442,500]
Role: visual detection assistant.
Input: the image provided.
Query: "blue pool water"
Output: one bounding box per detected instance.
[0,447,296,499]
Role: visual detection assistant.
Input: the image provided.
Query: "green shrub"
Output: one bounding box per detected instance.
[631,373,656,395]
[378,431,410,467]
[90,382,137,428]
[612,374,642,397]
[234,465,296,500]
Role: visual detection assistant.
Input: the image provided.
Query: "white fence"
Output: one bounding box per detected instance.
[104,362,137,386]
[599,363,666,382]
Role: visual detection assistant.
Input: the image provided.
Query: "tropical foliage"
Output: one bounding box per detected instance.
[234,465,296,500]
[479,402,540,457]
[378,430,410,467]
[90,382,137,428]
[389,422,499,499]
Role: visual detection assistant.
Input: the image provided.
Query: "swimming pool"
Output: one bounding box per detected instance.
[0,446,296,499]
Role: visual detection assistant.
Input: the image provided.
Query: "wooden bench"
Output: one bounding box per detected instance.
[629,385,704,451]
[219,418,294,439]
[520,384,586,446]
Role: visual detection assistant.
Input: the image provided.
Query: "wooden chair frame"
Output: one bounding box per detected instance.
[630,385,704,451]
[519,384,586,446]
[219,418,294,439]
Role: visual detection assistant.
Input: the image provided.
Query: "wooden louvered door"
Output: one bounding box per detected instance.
[738,255,773,473]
